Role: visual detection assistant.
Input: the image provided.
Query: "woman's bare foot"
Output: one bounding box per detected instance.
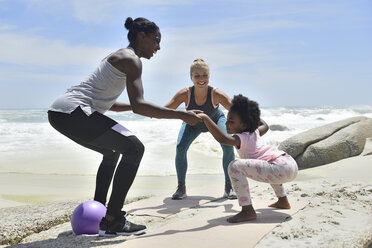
[227,205,257,223]
[268,196,291,209]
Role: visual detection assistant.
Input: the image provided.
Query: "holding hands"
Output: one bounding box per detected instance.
[196,112,209,121]
[182,110,204,126]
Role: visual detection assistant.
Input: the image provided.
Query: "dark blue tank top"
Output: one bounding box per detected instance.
[186,86,219,131]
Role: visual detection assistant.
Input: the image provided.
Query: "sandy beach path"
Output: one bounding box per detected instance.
[2,155,372,247]
[112,197,307,248]
[1,181,306,248]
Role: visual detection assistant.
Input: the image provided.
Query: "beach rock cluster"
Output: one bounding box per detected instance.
[279,116,372,169]
[0,200,80,245]
[0,196,150,246]
[269,124,290,131]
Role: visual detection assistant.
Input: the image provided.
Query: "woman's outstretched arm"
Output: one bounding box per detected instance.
[109,102,132,112]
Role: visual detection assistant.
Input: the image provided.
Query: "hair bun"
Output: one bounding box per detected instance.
[193,58,205,63]
[124,17,134,30]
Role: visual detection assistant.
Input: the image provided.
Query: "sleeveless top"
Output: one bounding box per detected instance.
[49,49,133,115]
[186,86,220,131]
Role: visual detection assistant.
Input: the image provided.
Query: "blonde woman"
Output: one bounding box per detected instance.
[165,59,236,200]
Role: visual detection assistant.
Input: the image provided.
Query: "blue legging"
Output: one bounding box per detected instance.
[175,110,235,185]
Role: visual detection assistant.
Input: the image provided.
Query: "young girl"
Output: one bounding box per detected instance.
[165,58,236,200]
[197,94,298,223]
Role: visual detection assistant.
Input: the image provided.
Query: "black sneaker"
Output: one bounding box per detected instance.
[99,211,128,233]
[171,184,187,200]
[223,182,237,199]
[120,210,128,218]
[98,215,146,236]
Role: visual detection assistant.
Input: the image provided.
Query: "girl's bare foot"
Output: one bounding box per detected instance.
[268,196,291,209]
[227,205,257,223]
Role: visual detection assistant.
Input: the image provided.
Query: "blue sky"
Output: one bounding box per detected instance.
[0,0,371,108]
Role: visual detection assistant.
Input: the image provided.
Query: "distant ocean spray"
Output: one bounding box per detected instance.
[1,106,372,177]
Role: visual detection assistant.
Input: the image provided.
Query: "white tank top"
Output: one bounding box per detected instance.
[49,55,128,115]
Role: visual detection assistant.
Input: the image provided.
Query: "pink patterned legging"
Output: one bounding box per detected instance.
[228,154,298,206]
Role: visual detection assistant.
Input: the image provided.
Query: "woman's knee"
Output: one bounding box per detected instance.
[132,137,145,158]
[123,136,145,163]
[102,150,120,166]
[176,141,189,154]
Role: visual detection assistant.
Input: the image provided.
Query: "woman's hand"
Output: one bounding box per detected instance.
[182,110,203,126]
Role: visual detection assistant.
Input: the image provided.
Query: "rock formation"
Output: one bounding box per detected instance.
[279,116,372,169]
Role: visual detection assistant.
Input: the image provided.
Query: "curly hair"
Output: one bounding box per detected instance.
[229,94,261,133]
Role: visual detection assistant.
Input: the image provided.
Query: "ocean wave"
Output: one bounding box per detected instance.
[1,106,372,176]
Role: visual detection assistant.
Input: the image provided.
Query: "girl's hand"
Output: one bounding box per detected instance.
[196,112,241,147]
[197,113,209,121]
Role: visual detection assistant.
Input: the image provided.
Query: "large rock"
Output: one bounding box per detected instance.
[279,116,372,169]
[360,137,372,156]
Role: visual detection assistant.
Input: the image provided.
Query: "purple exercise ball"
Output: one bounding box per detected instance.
[71,200,107,235]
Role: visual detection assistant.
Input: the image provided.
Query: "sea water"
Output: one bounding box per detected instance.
[1,106,372,177]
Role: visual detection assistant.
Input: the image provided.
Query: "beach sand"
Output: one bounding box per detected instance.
[0,173,225,209]
[1,155,372,247]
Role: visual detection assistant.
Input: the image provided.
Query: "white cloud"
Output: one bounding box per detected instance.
[142,19,292,77]
[0,32,112,67]
[0,5,308,87]
[0,67,79,84]
[163,17,306,46]
[22,0,193,25]
[0,24,16,31]
[25,0,73,15]
[144,40,265,76]
[71,0,191,24]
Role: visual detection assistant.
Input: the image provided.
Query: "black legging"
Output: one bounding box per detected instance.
[48,107,144,217]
